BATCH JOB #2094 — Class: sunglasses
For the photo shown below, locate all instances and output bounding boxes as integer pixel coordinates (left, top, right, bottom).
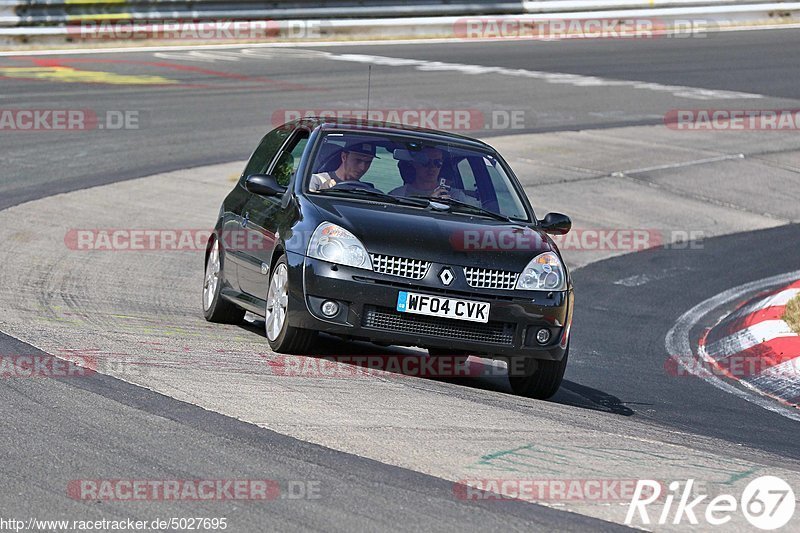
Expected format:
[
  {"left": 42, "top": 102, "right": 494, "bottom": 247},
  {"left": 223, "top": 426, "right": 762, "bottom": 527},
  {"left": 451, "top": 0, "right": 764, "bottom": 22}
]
[{"left": 420, "top": 159, "right": 444, "bottom": 168}]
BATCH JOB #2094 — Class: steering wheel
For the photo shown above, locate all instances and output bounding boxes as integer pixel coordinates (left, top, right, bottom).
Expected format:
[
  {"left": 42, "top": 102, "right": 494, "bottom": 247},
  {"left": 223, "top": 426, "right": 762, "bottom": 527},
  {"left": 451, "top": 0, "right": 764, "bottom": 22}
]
[{"left": 330, "top": 180, "right": 376, "bottom": 191}]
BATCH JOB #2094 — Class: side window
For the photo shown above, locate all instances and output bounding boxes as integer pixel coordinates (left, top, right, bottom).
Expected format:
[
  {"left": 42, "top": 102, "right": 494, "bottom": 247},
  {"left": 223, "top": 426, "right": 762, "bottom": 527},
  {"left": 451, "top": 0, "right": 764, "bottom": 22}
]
[
  {"left": 242, "top": 126, "right": 291, "bottom": 179},
  {"left": 270, "top": 131, "right": 309, "bottom": 186}
]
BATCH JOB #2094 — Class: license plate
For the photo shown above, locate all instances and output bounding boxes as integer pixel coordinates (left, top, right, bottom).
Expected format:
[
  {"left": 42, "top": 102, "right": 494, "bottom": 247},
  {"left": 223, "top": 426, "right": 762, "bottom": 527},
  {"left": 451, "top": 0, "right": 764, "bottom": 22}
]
[{"left": 396, "top": 291, "right": 490, "bottom": 323}]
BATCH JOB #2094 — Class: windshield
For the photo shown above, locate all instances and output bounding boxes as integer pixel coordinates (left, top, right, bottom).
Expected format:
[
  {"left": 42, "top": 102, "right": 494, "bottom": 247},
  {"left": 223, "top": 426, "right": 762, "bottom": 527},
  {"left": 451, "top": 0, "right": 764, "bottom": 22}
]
[{"left": 305, "top": 131, "right": 531, "bottom": 221}]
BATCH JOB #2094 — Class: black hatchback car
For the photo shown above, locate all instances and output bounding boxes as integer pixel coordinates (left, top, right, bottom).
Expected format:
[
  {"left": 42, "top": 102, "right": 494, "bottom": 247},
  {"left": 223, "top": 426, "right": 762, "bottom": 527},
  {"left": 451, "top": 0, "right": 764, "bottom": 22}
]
[{"left": 203, "top": 117, "right": 574, "bottom": 399}]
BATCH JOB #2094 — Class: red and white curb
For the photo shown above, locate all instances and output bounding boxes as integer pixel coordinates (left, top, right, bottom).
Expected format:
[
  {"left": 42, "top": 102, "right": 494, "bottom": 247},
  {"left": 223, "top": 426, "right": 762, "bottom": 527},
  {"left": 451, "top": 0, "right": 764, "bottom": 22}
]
[
  {"left": 698, "top": 280, "right": 800, "bottom": 407},
  {"left": 666, "top": 270, "right": 800, "bottom": 421}
]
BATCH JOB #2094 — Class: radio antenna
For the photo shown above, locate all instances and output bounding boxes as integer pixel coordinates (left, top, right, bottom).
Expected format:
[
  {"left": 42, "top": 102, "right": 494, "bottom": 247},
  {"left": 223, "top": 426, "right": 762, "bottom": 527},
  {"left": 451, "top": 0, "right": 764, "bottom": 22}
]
[{"left": 366, "top": 65, "right": 372, "bottom": 119}]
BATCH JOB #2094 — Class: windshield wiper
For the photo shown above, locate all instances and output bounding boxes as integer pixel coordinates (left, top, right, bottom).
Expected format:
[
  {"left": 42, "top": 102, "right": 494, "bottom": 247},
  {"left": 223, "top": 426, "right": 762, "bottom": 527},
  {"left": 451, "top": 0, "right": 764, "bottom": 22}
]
[
  {"left": 409, "top": 195, "right": 515, "bottom": 223},
  {"left": 317, "top": 188, "right": 430, "bottom": 207}
]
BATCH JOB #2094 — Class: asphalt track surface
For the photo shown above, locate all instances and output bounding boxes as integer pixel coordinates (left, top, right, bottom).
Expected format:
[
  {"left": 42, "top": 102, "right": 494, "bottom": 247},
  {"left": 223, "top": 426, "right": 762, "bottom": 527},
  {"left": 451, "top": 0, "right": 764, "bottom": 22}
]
[
  {"left": 1, "top": 29, "right": 799, "bottom": 530},
  {"left": 571, "top": 223, "right": 800, "bottom": 457},
  {"left": 0, "top": 334, "right": 621, "bottom": 532}
]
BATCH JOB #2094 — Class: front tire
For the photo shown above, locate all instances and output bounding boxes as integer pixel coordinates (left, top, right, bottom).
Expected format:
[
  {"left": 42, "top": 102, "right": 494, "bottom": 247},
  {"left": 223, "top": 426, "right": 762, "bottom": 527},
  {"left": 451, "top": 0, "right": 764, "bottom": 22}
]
[
  {"left": 507, "top": 346, "right": 569, "bottom": 400},
  {"left": 203, "top": 236, "right": 245, "bottom": 324},
  {"left": 427, "top": 348, "right": 469, "bottom": 368},
  {"left": 265, "top": 255, "right": 316, "bottom": 353}
]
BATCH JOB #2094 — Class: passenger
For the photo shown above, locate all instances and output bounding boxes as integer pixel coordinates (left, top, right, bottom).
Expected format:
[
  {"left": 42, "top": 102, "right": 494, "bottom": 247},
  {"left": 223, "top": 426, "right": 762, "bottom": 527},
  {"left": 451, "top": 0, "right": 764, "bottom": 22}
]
[
  {"left": 308, "top": 141, "right": 378, "bottom": 192},
  {"left": 389, "top": 147, "right": 474, "bottom": 203}
]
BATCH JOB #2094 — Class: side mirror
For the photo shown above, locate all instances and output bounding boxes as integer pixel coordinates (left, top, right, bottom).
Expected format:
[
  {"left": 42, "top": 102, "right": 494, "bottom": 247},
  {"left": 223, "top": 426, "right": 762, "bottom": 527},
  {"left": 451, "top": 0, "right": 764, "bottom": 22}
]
[
  {"left": 539, "top": 212, "right": 571, "bottom": 235},
  {"left": 245, "top": 174, "right": 285, "bottom": 197}
]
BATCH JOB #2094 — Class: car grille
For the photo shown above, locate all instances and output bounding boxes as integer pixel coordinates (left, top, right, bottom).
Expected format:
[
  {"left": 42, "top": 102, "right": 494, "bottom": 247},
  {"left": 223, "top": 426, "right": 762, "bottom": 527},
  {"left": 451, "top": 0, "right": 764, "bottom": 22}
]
[
  {"left": 362, "top": 306, "right": 515, "bottom": 345},
  {"left": 463, "top": 267, "right": 519, "bottom": 290},
  {"left": 370, "top": 254, "right": 430, "bottom": 280}
]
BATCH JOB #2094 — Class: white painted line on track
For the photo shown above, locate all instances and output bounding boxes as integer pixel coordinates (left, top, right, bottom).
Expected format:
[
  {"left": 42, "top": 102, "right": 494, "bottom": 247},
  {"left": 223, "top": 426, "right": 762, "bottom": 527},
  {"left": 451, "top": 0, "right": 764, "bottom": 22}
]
[
  {"left": 317, "top": 52, "right": 764, "bottom": 100},
  {"left": 665, "top": 269, "right": 800, "bottom": 421},
  {"left": 613, "top": 153, "right": 745, "bottom": 176},
  {"left": 154, "top": 50, "right": 246, "bottom": 62}
]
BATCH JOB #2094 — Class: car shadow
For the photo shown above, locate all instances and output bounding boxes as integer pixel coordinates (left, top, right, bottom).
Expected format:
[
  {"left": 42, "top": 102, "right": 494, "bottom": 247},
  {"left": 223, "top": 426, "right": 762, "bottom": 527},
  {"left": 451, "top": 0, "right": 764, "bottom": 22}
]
[
  {"left": 444, "top": 375, "right": 636, "bottom": 416},
  {"left": 554, "top": 381, "right": 636, "bottom": 416},
  {"left": 241, "top": 316, "right": 634, "bottom": 416}
]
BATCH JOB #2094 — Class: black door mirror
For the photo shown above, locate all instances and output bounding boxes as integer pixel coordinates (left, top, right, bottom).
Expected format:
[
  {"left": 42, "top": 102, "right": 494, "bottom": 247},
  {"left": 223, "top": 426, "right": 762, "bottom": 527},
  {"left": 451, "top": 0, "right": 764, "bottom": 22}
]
[
  {"left": 539, "top": 212, "right": 571, "bottom": 235},
  {"left": 245, "top": 174, "right": 286, "bottom": 197}
]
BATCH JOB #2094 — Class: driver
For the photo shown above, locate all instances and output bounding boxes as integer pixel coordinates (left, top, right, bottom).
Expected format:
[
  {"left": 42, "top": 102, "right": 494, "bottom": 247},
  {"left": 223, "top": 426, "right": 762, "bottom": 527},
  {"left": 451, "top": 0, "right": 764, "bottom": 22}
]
[
  {"left": 308, "top": 141, "right": 378, "bottom": 192},
  {"left": 389, "top": 146, "right": 474, "bottom": 204}
]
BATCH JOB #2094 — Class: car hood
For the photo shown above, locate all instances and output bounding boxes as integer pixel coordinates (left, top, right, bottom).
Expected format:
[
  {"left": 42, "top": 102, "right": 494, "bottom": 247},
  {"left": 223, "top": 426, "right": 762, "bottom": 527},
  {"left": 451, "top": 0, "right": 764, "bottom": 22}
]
[{"left": 308, "top": 197, "right": 554, "bottom": 271}]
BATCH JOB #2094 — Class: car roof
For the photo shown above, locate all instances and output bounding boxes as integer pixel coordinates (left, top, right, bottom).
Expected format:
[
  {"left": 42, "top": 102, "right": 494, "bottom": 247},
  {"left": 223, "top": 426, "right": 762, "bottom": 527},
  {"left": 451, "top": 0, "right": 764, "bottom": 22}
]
[{"left": 292, "top": 116, "right": 496, "bottom": 152}]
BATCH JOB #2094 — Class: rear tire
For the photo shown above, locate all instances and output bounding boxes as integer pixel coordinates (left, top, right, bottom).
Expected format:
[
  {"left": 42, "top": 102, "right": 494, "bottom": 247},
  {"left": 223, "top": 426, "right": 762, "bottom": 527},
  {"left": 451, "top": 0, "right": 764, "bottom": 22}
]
[
  {"left": 265, "top": 255, "right": 317, "bottom": 353},
  {"left": 203, "top": 236, "right": 245, "bottom": 324},
  {"left": 507, "top": 346, "right": 569, "bottom": 400}
]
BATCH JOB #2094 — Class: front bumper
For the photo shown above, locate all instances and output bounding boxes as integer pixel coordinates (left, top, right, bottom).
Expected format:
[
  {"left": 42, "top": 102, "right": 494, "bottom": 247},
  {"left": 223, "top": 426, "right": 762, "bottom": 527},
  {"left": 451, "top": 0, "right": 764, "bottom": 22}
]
[{"left": 284, "top": 251, "right": 572, "bottom": 360}]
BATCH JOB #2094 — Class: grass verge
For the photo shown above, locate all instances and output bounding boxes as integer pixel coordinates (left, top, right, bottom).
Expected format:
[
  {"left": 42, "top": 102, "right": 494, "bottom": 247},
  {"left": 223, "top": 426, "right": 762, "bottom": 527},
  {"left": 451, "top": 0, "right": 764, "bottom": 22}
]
[{"left": 784, "top": 294, "right": 800, "bottom": 334}]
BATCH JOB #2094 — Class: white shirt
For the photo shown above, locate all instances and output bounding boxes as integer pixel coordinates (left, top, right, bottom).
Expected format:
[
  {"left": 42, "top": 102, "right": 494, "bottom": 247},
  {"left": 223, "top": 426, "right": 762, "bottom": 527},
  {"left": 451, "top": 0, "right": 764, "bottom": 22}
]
[{"left": 308, "top": 171, "right": 339, "bottom": 192}]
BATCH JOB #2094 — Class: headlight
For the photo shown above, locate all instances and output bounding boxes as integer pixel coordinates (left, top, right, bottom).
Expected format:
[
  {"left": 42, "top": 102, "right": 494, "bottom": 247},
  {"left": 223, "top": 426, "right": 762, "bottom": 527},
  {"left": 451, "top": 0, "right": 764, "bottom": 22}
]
[
  {"left": 307, "top": 222, "right": 372, "bottom": 270},
  {"left": 516, "top": 252, "right": 566, "bottom": 291}
]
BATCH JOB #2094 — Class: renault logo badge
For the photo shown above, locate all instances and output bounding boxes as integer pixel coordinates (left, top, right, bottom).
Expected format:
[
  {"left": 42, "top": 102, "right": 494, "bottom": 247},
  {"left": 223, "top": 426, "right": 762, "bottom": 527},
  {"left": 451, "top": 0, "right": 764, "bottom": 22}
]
[{"left": 438, "top": 267, "right": 454, "bottom": 286}]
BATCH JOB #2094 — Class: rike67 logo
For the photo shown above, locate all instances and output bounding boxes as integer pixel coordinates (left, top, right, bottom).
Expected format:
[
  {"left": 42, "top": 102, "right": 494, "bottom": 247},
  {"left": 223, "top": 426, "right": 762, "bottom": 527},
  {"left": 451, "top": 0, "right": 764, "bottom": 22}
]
[{"left": 626, "top": 477, "right": 795, "bottom": 529}]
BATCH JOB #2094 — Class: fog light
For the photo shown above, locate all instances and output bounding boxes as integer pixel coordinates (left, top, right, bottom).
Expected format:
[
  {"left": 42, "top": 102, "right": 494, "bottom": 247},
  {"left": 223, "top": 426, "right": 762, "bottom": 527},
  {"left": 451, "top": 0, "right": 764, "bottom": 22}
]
[
  {"left": 535, "top": 328, "right": 551, "bottom": 345},
  {"left": 321, "top": 300, "right": 340, "bottom": 317}
]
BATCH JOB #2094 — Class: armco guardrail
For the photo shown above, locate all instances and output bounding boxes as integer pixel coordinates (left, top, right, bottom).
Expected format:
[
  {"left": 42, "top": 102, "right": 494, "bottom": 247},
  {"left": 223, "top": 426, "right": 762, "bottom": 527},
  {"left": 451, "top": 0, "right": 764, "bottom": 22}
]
[
  {"left": 522, "top": 0, "right": 788, "bottom": 12},
  {"left": 1, "top": 1, "right": 525, "bottom": 27},
  {"left": 1, "top": 0, "right": 794, "bottom": 27},
  {"left": 0, "top": 0, "right": 796, "bottom": 40},
  {"left": 0, "top": 1, "right": 19, "bottom": 27}
]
